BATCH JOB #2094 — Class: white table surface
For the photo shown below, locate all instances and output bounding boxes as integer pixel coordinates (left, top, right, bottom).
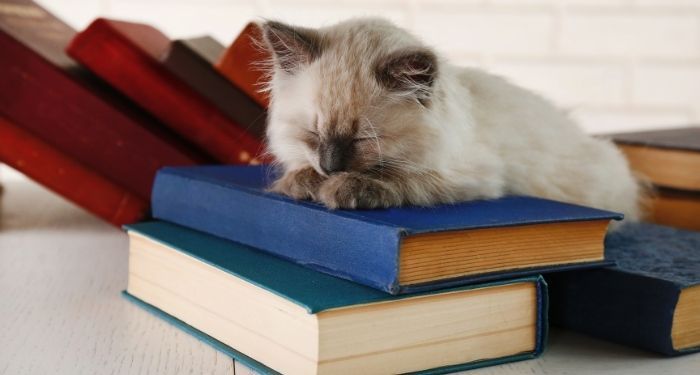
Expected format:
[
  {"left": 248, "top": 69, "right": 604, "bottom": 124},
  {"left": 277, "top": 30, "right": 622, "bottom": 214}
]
[{"left": 1, "top": 173, "right": 699, "bottom": 375}]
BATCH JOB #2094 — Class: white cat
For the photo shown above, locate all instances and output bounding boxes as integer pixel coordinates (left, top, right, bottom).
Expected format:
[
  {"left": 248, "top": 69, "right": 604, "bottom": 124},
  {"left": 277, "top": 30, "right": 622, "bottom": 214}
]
[{"left": 261, "top": 18, "right": 644, "bottom": 221}]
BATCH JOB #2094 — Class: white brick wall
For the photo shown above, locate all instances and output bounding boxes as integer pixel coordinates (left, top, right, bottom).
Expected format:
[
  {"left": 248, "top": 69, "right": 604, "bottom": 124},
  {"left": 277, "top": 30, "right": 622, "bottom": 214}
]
[
  {"left": 558, "top": 11, "right": 700, "bottom": 58},
  {"left": 415, "top": 9, "right": 554, "bottom": 55},
  {"left": 489, "top": 59, "right": 626, "bottom": 107},
  {"left": 36, "top": 0, "right": 700, "bottom": 134}
]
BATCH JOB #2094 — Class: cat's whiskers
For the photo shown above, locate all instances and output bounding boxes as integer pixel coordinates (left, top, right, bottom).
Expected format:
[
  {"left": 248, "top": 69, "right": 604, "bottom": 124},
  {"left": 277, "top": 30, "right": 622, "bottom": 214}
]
[
  {"left": 380, "top": 157, "right": 423, "bottom": 173},
  {"left": 358, "top": 115, "right": 385, "bottom": 179},
  {"left": 374, "top": 157, "right": 421, "bottom": 182}
]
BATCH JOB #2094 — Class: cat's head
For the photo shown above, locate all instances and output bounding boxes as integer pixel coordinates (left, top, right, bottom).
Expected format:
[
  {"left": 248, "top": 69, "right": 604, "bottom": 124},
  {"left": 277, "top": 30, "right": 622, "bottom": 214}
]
[{"left": 261, "top": 18, "right": 440, "bottom": 176}]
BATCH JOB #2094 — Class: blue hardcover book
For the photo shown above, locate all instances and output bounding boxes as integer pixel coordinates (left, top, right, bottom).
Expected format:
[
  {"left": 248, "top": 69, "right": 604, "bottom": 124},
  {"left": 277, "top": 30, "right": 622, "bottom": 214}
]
[
  {"left": 125, "top": 221, "right": 548, "bottom": 374},
  {"left": 152, "top": 165, "right": 621, "bottom": 294},
  {"left": 548, "top": 223, "right": 700, "bottom": 356}
]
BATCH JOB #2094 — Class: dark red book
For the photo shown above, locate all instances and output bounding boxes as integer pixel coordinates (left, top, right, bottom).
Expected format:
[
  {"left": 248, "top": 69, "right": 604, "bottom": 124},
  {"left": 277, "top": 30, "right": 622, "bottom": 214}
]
[
  {"left": 163, "top": 36, "right": 266, "bottom": 140},
  {"left": 0, "top": 0, "right": 205, "bottom": 200},
  {"left": 216, "top": 23, "right": 270, "bottom": 108},
  {"left": 68, "top": 19, "right": 265, "bottom": 164},
  {"left": 0, "top": 115, "right": 147, "bottom": 226}
]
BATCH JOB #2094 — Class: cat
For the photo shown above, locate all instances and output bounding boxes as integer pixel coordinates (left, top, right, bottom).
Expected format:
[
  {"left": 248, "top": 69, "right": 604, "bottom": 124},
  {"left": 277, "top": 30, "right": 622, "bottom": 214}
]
[{"left": 260, "top": 18, "right": 644, "bottom": 221}]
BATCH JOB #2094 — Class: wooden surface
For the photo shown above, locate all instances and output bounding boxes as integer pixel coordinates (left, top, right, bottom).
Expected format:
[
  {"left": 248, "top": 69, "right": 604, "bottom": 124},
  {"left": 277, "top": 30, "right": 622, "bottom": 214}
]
[{"left": 1, "top": 170, "right": 699, "bottom": 374}]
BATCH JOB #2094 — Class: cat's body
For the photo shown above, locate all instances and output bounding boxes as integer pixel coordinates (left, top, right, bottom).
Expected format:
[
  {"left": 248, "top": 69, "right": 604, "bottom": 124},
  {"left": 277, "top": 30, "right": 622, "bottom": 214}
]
[{"left": 262, "top": 18, "right": 643, "bottom": 221}]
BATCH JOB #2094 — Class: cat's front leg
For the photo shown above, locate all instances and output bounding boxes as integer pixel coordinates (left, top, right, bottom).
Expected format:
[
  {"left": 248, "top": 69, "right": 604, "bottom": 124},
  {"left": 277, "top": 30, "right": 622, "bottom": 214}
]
[
  {"left": 270, "top": 167, "right": 325, "bottom": 200},
  {"left": 317, "top": 172, "right": 402, "bottom": 209}
]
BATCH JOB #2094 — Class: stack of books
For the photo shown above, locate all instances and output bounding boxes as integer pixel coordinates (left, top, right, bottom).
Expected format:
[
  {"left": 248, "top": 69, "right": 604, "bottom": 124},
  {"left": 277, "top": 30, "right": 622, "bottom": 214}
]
[
  {"left": 126, "top": 166, "right": 700, "bottom": 372},
  {"left": 127, "top": 164, "right": 625, "bottom": 373},
  {"left": 1, "top": 0, "right": 205, "bottom": 225},
  {"left": 2, "top": 1, "right": 699, "bottom": 371},
  {"left": 609, "top": 127, "right": 700, "bottom": 231},
  {"left": 0, "top": 0, "right": 267, "bottom": 225}
]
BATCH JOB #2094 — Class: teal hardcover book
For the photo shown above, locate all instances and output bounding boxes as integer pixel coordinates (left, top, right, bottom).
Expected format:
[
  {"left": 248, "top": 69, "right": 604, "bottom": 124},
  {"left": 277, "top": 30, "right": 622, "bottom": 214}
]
[{"left": 124, "top": 221, "right": 548, "bottom": 374}]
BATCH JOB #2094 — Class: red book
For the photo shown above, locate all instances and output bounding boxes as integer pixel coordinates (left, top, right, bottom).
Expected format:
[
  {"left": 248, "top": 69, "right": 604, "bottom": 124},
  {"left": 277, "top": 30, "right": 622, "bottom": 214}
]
[
  {"left": 0, "top": 0, "right": 205, "bottom": 200},
  {"left": 67, "top": 19, "right": 265, "bottom": 164},
  {"left": 0, "top": 116, "right": 147, "bottom": 226},
  {"left": 216, "top": 23, "right": 270, "bottom": 108}
]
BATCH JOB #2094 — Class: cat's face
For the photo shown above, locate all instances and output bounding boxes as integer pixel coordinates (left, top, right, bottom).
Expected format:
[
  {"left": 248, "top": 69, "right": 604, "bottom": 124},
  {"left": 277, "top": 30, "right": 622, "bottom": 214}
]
[{"left": 262, "top": 19, "right": 439, "bottom": 176}]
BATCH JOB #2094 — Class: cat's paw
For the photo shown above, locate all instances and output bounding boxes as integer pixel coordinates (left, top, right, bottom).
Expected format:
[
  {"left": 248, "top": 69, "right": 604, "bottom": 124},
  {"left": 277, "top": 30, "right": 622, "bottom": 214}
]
[
  {"left": 317, "top": 172, "right": 401, "bottom": 209},
  {"left": 270, "top": 167, "right": 325, "bottom": 200}
]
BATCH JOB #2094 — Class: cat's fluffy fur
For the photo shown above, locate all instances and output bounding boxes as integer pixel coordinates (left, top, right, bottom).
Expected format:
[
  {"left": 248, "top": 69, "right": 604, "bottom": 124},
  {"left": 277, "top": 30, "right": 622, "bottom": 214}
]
[{"left": 261, "top": 18, "right": 643, "bottom": 221}]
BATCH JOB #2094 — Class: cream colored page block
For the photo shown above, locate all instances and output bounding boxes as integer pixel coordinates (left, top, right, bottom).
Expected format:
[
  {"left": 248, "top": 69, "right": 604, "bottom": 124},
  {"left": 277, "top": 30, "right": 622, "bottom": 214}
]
[{"left": 318, "top": 283, "right": 536, "bottom": 374}]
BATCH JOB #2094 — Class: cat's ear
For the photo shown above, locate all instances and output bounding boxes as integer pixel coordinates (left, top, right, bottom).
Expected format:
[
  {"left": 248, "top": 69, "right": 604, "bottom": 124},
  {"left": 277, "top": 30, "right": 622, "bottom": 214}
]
[
  {"left": 261, "top": 21, "right": 322, "bottom": 74},
  {"left": 376, "top": 49, "right": 438, "bottom": 105}
]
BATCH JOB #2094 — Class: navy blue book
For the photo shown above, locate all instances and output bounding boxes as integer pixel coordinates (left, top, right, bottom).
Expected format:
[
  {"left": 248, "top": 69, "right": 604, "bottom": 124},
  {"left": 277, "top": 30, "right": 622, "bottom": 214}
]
[
  {"left": 125, "top": 221, "right": 548, "bottom": 374},
  {"left": 548, "top": 223, "right": 700, "bottom": 356},
  {"left": 152, "top": 165, "right": 621, "bottom": 294}
]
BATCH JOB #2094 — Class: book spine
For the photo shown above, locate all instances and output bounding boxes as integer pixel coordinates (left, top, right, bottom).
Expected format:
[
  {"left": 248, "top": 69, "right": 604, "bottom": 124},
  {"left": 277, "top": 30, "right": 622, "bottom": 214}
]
[
  {"left": 151, "top": 169, "right": 402, "bottom": 293},
  {"left": 0, "top": 31, "right": 201, "bottom": 200},
  {"left": 0, "top": 117, "right": 147, "bottom": 226},
  {"left": 67, "top": 20, "right": 265, "bottom": 164},
  {"left": 122, "top": 292, "right": 279, "bottom": 375},
  {"left": 215, "top": 23, "right": 270, "bottom": 108},
  {"left": 163, "top": 41, "right": 267, "bottom": 140},
  {"left": 547, "top": 268, "right": 680, "bottom": 355},
  {"left": 535, "top": 276, "right": 549, "bottom": 357}
]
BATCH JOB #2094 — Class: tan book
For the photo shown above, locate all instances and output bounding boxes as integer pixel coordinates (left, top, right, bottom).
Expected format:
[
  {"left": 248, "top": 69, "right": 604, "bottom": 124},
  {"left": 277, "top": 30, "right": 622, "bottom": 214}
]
[{"left": 610, "top": 127, "right": 700, "bottom": 191}]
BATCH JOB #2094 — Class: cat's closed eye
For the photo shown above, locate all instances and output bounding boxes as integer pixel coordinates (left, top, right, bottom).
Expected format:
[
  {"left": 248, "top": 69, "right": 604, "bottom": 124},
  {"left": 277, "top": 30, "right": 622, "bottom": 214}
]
[
  {"left": 301, "top": 130, "right": 320, "bottom": 149},
  {"left": 352, "top": 136, "right": 377, "bottom": 144}
]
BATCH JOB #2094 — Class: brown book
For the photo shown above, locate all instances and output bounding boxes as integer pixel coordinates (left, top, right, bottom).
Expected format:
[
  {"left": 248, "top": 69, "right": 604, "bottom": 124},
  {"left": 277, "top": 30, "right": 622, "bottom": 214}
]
[
  {"left": 215, "top": 23, "right": 270, "bottom": 108},
  {"left": 649, "top": 188, "right": 700, "bottom": 231},
  {"left": 610, "top": 127, "right": 700, "bottom": 191},
  {"left": 163, "top": 36, "right": 266, "bottom": 139}
]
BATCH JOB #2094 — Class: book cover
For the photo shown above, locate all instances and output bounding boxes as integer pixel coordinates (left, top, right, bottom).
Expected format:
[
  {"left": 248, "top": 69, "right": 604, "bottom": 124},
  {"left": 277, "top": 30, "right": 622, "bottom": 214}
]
[
  {"left": 0, "top": 116, "right": 147, "bottom": 226},
  {"left": 608, "top": 127, "right": 700, "bottom": 191},
  {"left": 215, "top": 22, "right": 270, "bottom": 108},
  {"left": 610, "top": 127, "right": 700, "bottom": 152},
  {"left": 548, "top": 222, "right": 700, "bottom": 356},
  {"left": 67, "top": 18, "right": 265, "bottom": 164},
  {"left": 162, "top": 36, "right": 267, "bottom": 140},
  {"left": 151, "top": 165, "right": 620, "bottom": 294},
  {"left": 125, "top": 221, "right": 548, "bottom": 374},
  {"left": 0, "top": 0, "right": 205, "bottom": 200}
]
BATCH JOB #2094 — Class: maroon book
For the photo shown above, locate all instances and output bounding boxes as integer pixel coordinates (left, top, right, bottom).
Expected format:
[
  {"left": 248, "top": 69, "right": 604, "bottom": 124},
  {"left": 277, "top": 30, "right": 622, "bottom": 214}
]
[
  {"left": 0, "top": 0, "right": 206, "bottom": 200},
  {"left": 68, "top": 19, "right": 266, "bottom": 164},
  {"left": 0, "top": 115, "right": 148, "bottom": 226}
]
